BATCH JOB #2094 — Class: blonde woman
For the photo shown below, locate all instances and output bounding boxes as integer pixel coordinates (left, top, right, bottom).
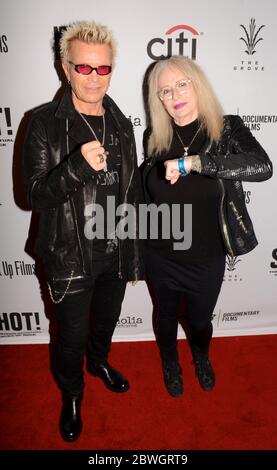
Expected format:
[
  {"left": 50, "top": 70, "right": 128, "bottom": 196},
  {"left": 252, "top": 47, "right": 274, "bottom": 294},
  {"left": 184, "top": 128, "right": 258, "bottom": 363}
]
[{"left": 142, "top": 55, "right": 272, "bottom": 398}]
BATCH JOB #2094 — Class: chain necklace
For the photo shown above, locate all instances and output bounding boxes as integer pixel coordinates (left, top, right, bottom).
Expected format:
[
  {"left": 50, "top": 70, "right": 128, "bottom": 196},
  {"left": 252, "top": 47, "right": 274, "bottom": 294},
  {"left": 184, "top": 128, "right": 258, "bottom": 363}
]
[
  {"left": 77, "top": 110, "right": 106, "bottom": 146},
  {"left": 175, "top": 124, "right": 201, "bottom": 157}
]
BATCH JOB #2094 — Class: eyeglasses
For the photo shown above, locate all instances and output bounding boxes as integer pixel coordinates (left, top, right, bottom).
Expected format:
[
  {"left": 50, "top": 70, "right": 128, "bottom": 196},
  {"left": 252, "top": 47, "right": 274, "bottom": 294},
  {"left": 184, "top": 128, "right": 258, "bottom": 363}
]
[
  {"left": 158, "top": 79, "right": 192, "bottom": 101},
  {"left": 68, "top": 61, "right": 112, "bottom": 76}
]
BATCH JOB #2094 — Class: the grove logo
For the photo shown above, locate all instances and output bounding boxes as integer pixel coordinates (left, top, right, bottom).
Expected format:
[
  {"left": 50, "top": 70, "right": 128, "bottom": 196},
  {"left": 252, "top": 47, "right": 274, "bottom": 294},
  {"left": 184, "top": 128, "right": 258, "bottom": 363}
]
[
  {"left": 224, "top": 255, "right": 243, "bottom": 282},
  {"left": 233, "top": 18, "right": 265, "bottom": 72},
  {"left": 240, "top": 18, "right": 265, "bottom": 55},
  {"left": 226, "top": 256, "right": 241, "bottom": 272},
  {"left": 147, "top": 24, "right": 202, "bottom": 60}
]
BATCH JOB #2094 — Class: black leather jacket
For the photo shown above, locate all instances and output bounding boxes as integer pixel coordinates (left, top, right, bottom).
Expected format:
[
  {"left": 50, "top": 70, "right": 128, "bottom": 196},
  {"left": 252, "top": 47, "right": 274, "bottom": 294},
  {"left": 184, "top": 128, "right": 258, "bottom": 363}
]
[
  {"left": 141, "top": 115, "right": 273, "bottom": 257},
  {"left": 23, "top": 87, "right": 144, "bottom": 280}
]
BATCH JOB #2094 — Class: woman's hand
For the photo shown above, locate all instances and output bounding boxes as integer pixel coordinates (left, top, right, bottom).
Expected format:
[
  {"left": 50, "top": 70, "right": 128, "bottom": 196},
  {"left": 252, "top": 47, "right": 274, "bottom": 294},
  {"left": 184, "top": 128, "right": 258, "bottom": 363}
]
[
  {"left": 164, "top": 159, "right": 180, "bottom": 184},
  {"left": 164, "top": 157, "right": 192, "bottom": 184}
]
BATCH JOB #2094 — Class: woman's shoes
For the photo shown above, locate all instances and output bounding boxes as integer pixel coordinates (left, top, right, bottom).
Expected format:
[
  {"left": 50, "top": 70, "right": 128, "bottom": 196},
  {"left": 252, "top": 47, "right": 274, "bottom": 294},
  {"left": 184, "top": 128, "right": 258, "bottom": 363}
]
[
  {"left": 161, "top": 349, "right": 216, "bottom": 396},
  {"left": 162, "top": 360, "right": 184, "bottom": 397},
  {"left": 193, "top": 353, "right": 215, "bottom": 391}
]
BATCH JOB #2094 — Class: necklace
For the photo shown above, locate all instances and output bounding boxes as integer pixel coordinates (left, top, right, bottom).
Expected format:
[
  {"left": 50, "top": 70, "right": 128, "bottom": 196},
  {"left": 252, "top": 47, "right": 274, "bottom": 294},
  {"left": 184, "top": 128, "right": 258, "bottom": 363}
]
[
  {"left": 77, "top": 110, "right": 106, "bottom": 146},
  {"left": 175, "top": 124, "right": 201, "bottom": 157}
]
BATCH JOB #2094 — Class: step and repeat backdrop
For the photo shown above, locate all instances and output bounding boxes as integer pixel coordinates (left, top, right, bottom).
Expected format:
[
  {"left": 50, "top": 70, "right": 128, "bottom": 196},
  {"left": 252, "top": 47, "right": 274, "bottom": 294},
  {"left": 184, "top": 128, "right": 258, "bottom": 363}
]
[{"left": 1, "top": 0, "right": 276, "bottom": 344}]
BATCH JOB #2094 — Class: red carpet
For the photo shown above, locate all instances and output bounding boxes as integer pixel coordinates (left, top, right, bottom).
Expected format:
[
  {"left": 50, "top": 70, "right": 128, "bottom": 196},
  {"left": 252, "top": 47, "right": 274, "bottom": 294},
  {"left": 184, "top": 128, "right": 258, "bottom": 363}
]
[{"left": 1, "top": 336, "right": 277, "bottom": 450}]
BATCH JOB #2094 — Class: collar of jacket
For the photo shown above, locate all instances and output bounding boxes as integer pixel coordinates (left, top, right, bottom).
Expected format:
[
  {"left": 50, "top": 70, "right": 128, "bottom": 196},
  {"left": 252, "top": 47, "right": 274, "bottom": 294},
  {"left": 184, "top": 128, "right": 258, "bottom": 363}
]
[{"left": 54, "top": 86, "right": 133, "bottom": 139}]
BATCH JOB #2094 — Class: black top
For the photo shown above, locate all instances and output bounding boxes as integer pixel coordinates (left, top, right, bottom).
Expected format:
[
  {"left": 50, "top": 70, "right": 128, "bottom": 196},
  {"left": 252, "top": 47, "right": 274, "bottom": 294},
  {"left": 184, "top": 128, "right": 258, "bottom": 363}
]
[
  {"left": 146, "top": 119, "right": 225, "bottom": 262},
  {"left": 82, "top": 110, "right": 121, "bottom": 258}
]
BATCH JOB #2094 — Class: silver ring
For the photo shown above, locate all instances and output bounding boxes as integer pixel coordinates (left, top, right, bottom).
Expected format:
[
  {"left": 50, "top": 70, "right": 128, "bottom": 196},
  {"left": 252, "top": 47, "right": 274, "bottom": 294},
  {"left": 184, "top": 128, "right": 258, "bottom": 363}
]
[{"left": 98, "top": 154, "right": 105, "bottom": 163}]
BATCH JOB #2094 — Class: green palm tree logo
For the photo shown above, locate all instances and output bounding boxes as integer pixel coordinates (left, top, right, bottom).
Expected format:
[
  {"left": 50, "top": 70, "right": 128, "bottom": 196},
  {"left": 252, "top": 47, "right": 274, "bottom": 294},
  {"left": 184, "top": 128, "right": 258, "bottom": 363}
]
[{"left": 240, "top": 18, "right": 265, "bottom": 55}]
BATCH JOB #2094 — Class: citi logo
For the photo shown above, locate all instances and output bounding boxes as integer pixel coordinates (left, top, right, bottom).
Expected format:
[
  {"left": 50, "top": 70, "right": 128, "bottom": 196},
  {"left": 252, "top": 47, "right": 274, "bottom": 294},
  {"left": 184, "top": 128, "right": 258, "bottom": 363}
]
[{"left": 147, "top": 24, "right": 201, "bottom": 60}]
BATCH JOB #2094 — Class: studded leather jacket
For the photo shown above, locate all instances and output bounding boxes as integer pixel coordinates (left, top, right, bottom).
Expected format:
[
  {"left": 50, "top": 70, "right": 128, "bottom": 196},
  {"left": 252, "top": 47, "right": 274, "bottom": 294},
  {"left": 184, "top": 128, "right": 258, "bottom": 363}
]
[
  {"left": 23, "top": 87, "right": 144, "bottom": 280},
  {"left": 142, "top": 115, "right": 273, "bottom": 257}
]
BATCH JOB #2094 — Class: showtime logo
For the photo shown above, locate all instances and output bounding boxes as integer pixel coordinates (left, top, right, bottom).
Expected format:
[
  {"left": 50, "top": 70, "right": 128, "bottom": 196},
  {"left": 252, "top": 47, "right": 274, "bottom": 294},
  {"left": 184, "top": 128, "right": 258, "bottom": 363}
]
[{"left": 146, "top": 24, "right": 202, "bottom": 60}]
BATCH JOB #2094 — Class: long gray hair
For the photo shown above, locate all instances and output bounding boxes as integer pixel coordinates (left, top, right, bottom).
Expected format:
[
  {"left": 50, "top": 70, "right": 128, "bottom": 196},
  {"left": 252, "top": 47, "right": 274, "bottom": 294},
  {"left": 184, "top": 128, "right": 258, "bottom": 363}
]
[{"left": 147, "top": 55, "right": 224, "bottom": 156}]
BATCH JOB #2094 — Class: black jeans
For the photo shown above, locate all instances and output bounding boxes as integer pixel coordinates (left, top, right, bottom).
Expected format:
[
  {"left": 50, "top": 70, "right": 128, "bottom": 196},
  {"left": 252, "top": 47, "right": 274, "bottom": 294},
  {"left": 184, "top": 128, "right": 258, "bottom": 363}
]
[
  {"left": 49, "top": 255, "right": 127, "bottom": 396},
  {"left": 146, "top": 251, "right": 226, "bottom": 363}
]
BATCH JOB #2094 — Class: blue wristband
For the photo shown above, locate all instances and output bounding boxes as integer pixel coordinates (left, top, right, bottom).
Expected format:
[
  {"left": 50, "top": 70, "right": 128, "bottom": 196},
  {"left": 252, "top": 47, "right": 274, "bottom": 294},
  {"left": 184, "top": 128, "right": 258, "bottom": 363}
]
[{"left": 178, "top": 157, "right": 187, "bottom": 176}]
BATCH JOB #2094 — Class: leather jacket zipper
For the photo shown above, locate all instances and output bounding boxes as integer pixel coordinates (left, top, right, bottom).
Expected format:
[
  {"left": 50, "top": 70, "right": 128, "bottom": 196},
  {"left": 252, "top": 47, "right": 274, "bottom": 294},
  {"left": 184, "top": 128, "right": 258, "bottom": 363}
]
[
  {"left": 118, "top": 238, "right": 122, "bottom": 279},
  {"left": 90, "top": 183, "right": 97, "bottom": 262},
  {"left": 203, "top": 138, "right": 234, "bottom": 257},
  {"left": 218, "top": 179, "right": 234, "bottom": 257},
  {"left": 117, "top": 167, "right": 134, "bottom": 279},
  {"left": 71, "top": 199, "right": 86, "bottom": 273},
  {"left": 229, "top": 201, "right": 248, "bottom": 233},
  {"left": 66, "top": 118, "right": 86, "bottom": 274}
]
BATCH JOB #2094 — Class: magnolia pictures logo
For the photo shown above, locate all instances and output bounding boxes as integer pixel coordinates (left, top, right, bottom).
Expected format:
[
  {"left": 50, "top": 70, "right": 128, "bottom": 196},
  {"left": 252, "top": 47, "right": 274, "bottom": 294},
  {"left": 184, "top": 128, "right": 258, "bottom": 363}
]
[
  {"left": 147, "top": 24, "right": 203, "bottom": 60},
  {"left": 233, "top": 18, "right": 265, "bottom": 72},
  {"left": 117, "top": 316, "right": 143, "bottom": 328},
  {"left": 0, "top": 107, "right": 13, "bottom": 147},
  {"left": 269, "top": 249, "right": 277, "bottom": 277},
  {"left": 223, "top": 255, "right": 243, "bottom": 282}
]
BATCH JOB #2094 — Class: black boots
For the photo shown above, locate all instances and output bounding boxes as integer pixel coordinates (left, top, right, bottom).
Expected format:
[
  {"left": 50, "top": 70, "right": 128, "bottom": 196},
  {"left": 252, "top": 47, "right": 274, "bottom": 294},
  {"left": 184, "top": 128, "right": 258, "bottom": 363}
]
[
  {"left": 161, "top": 345, "right": 215, "bottom": 396},
  {"left": 192, "top": 347, "right": 215, "bottom": 392},
  {"left": 60, "top": 393, "right": 83, "bottom": 442},
  {"left": 162, "top": 360, "right": 184, "bottom": 397},
  {"left": 87, "top": 362, "right": 130, "bottom": 393}
]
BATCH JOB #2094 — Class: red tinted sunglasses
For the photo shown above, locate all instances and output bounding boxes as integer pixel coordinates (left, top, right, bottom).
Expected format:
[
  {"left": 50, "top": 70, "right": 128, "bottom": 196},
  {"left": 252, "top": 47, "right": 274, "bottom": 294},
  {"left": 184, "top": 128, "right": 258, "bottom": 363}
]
[{"left": 68, "top": 61, "right": 112, "bottom": 76}]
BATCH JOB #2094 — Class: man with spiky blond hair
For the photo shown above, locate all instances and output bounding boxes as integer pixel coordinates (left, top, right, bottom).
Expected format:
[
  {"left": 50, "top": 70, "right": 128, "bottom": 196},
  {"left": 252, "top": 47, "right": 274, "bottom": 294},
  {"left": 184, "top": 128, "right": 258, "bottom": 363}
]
[{"left": 23, "top": 20, "right": 144, "bottom": 442}]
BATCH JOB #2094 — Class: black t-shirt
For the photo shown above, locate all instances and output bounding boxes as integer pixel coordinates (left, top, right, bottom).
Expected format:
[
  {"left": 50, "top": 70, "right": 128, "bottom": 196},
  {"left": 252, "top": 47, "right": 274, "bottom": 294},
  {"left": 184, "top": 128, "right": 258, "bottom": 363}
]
[
  {"left": 146, "top": 119, "right": 225, "bottom": 262},
  {"left": 83, "top": 110, "right": 121, "bottom": 258}
]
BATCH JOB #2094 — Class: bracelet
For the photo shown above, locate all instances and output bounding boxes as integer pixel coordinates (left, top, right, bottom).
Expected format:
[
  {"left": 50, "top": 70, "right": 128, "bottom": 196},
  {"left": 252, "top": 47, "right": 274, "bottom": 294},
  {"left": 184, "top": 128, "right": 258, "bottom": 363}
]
[{"left": 178, "top": 157, "right": 187, "bottom": 176}]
